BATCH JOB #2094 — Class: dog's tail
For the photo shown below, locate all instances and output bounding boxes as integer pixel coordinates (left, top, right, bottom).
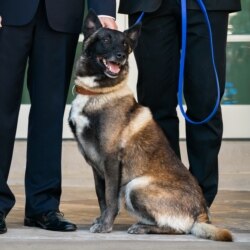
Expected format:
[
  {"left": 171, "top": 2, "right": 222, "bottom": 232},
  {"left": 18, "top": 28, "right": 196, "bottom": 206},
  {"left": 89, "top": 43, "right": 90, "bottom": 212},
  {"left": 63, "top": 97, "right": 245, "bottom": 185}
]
[{"left": 190, "top": 222, "right": 233, "bottom": 241}]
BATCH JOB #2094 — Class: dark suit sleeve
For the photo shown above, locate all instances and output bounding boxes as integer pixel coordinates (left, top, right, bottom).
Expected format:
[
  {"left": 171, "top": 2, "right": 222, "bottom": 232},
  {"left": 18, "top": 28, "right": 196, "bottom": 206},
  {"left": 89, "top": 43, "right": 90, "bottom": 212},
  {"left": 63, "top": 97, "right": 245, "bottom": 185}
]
[
  {"left": 87, "top": 0, "right": 116, "bottom": 18},
  {"left": 119, "top": 0, "right": 162, "bottom": 14}
]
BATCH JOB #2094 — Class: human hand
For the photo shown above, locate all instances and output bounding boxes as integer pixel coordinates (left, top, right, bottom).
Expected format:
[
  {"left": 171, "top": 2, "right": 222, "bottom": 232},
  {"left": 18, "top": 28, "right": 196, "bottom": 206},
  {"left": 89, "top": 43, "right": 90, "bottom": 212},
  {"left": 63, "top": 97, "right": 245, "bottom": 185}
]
[
  {"left": 98, "top": 16, "right": 118, "bottom": 30},
  {"left": 0, "top": 16, "right": 2, "bottom": 28}
]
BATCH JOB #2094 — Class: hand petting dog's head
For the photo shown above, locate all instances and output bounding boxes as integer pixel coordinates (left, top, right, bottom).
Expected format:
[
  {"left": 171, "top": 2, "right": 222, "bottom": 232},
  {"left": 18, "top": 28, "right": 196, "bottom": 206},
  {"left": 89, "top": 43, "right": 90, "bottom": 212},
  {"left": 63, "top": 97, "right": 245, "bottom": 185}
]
[{"left": 75, "top": 10, "right": 141, "bottom": 89}]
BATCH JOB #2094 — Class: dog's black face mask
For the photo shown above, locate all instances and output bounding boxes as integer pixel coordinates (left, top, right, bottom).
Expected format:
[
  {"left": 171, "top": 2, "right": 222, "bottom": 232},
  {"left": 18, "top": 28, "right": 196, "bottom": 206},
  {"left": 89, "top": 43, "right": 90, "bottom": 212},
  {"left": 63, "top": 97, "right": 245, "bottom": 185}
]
[{"left": 76, "top": 10, "right": 141, "bottom": 87}]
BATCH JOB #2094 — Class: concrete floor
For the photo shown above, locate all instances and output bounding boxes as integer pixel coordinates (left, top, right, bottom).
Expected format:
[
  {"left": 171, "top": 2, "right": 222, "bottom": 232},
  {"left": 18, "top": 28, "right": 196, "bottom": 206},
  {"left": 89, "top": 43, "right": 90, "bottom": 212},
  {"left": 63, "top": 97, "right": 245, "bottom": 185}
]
[{"left": 0, "top": 140, "right": 250, "bottom": 250}]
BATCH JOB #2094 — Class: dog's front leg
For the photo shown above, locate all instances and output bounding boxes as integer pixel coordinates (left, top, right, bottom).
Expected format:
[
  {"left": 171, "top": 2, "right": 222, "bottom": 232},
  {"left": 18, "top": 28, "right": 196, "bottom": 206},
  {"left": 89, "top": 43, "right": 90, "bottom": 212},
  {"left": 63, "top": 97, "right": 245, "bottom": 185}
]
[
  {"left": 90, "top": 155, "right": 121, "bottom": 233},
  {"left": 92, "top": 167, "right": 106, "bottom": 225}
]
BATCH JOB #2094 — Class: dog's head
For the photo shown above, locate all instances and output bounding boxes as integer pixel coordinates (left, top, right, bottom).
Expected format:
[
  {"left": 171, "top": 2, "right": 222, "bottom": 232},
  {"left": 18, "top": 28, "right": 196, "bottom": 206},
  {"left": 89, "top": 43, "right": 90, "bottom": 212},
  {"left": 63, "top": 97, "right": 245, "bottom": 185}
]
[{"left": 75, "top": 10, "right": 141, "bottom": 89}]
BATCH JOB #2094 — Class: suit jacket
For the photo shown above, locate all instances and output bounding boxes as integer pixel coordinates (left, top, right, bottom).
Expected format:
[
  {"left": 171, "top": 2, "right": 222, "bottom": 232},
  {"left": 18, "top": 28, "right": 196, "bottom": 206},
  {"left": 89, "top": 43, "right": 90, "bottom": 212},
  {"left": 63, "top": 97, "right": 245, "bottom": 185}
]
[
  {"left": 119, "top": 0, "right": 241, "bottom": 14},
  {"left": 0, "top": 0, "right": 116, "bottom": 33}
]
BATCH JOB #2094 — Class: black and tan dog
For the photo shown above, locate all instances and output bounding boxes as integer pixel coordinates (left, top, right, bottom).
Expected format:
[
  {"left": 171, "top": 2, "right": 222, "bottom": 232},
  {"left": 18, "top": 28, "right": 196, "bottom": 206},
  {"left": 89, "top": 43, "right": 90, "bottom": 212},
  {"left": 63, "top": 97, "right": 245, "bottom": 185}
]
[{"left": 69, "top": 10, "right": 232, "bottom": 241}]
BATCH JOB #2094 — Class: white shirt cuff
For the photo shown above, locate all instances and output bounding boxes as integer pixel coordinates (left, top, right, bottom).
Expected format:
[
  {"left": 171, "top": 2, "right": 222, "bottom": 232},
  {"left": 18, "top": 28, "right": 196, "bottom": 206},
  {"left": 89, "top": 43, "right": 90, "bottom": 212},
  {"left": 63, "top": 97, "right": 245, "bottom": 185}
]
[{"left": 98, "top": 15, "right": 115, "bottom": 20}]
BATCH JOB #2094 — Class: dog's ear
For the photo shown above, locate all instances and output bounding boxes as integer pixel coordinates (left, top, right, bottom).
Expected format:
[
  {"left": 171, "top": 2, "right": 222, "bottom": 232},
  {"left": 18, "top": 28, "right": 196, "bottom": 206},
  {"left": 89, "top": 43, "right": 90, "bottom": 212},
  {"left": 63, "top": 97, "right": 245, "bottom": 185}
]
[
  {"left": 124, "top": 23, "right": 141, "bottom": 51},
  {"left": 83, "top": 9, "right": 102, "bottom": 40}
]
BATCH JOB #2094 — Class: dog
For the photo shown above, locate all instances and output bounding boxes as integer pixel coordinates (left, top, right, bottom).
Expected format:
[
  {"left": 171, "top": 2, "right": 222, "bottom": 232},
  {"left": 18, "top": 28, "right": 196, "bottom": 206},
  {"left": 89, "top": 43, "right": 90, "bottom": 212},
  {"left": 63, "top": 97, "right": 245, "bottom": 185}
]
[{"left": 69, "top": 10, "right": 232, "bottom": 241}]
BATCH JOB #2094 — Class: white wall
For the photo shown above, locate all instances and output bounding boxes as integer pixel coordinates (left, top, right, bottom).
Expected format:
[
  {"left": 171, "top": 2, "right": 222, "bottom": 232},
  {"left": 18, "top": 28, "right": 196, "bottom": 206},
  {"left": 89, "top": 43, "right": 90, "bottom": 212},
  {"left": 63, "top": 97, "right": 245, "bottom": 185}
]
[{"left": 16, "top": 105, "right": 250, "bottom": 139}]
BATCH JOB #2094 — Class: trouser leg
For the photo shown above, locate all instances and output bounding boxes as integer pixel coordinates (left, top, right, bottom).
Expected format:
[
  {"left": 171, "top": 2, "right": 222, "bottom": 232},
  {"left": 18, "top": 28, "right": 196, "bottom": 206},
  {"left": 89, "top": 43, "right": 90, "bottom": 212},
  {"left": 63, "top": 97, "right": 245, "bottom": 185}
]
[
  {"left": 24, "top": 2, "right": 79, "bottom": 216},
  {"left": 184, "top": 11, "right": 229, "bottom": 206},
  {"left": 129, "top": 1, "right": 181, "bottom": 157},
  {"left": 0, "top": 23, "right": 33, "bottom": 215}
]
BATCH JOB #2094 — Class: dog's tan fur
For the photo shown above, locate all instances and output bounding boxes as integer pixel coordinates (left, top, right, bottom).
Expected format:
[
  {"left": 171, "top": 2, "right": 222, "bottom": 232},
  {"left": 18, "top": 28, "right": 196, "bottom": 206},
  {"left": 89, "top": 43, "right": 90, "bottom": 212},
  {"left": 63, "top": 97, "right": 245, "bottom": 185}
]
[{"left": 69, "top": 10, "right": 232, "bottom": 241}]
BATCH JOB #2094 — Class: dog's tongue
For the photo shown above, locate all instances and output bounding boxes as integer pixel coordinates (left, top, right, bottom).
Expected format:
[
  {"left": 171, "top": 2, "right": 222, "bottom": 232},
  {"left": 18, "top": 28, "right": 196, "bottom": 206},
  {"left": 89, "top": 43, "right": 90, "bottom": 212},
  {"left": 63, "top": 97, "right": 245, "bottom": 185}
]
[{"left": 107, "top": 61, "right": 120, "bottom": 74}]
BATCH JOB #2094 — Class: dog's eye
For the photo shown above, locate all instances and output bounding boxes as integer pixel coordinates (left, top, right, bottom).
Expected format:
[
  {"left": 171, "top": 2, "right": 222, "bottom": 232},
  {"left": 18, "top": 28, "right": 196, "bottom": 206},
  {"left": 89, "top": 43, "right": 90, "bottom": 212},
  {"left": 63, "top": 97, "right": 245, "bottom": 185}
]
[{"left": 102, "top": 36, "right": 111, "bottom": 44}]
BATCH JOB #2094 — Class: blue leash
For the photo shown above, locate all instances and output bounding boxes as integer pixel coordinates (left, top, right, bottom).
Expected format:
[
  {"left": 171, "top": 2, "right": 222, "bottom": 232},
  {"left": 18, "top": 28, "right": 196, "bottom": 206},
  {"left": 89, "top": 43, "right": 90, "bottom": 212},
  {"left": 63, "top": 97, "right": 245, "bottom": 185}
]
[
  {"left": 135, "top": 0, "right": 221, "bottom": 125},
  {"left": 135, "top": 12, "right": 145, "bottom": 24}
]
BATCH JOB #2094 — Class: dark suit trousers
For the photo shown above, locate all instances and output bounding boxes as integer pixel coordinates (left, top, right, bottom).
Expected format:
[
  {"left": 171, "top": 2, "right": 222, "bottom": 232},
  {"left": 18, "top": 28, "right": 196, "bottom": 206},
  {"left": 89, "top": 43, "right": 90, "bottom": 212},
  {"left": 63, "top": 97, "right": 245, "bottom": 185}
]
[
  {"left": 129, "top": 0, "right": 229, "bottom": 206},
  {"left": 0, "top": 1, "right": 79, "bottom": 216}
]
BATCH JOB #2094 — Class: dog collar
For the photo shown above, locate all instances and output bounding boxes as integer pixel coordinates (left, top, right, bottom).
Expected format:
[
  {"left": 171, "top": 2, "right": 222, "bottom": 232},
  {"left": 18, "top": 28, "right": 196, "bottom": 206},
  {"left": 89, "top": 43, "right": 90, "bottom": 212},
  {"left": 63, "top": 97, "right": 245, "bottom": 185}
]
[{"left": 75, "top": 85, "right": 102, "bottom": 96}]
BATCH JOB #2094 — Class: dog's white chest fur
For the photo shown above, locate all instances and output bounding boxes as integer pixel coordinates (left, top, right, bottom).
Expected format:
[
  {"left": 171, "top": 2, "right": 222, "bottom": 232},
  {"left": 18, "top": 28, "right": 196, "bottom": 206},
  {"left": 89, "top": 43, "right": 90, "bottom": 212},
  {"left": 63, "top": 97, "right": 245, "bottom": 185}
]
[
  {"left": 70, "top": 94, "right": 90, "bottom": 133},
  {"left": 69, "top": 94, "right": 101, "bottom": 166}
]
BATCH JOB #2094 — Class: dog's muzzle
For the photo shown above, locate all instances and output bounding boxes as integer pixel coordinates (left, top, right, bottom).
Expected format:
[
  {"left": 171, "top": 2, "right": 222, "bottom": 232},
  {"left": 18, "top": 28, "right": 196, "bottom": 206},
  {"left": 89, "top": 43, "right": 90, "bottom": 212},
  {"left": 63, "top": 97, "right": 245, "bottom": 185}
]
[{"left": 98, "top": 56, "right": 126, "bottom": 79}]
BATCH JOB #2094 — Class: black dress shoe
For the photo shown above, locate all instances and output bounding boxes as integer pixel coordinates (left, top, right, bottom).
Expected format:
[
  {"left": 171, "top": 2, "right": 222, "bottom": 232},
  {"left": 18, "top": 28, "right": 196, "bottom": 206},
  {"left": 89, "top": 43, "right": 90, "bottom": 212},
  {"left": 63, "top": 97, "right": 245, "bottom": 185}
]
[
  {"left": 24, "top": 211, "right": 77, "bottom": 232},
  {"left": 0, "top": 212, "right": 7, "bottom": 234}
]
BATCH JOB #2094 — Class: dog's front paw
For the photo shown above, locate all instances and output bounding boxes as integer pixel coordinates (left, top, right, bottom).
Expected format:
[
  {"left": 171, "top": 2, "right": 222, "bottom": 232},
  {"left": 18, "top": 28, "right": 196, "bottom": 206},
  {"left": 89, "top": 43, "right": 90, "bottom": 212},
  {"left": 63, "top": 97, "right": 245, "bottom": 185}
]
[
  {"left": 90, "top": 223, "right": 112, "bottom": 233},
  {"left": 92, "top": 216, "right": 101, "bottom": 225}
]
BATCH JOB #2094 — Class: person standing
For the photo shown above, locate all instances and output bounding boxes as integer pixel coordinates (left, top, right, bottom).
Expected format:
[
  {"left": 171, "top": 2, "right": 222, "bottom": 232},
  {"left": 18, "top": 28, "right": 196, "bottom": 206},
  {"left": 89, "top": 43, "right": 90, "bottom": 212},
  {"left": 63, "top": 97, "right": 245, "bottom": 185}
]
[
  {"left": 119, "top": 0, "right": 241, "bottom": 207},
  {"left": 0, "top": 0, "right": 116, "bottom": 234}
]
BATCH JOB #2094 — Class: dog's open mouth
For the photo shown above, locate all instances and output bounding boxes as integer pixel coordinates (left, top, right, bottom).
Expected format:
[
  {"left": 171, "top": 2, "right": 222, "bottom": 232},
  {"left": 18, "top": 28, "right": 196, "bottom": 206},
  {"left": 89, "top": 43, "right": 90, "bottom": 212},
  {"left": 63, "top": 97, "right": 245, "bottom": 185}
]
[{"left": 98, "top": 57, "right": 122, "bottom": 78}]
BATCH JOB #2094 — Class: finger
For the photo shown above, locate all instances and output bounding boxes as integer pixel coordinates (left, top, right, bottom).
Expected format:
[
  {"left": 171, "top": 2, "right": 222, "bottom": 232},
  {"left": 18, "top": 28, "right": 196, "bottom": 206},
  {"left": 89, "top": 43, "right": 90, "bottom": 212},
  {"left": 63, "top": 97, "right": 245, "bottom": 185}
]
[
  {"left": 99, "top": 17, "right": 118, "bottom": 30},
  {"left": 0, "top": 16, "right": 2, "bottom": 28},
  {"left": 108, "top": 20, "right": 118, "bottom": 30}
]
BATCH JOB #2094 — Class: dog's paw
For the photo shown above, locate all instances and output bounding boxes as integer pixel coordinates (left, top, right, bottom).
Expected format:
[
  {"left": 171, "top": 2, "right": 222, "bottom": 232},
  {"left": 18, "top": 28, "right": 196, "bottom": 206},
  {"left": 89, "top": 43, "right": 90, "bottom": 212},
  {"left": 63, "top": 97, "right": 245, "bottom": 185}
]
[
  {"left": 90, "top": 223, "right": 112, "bottom": 233},
  {"left": 127, "top": 224, "right": 149, "bottom": 234},
  {"left": 92, "top": 217, "right": 101, "bottom": 225}
]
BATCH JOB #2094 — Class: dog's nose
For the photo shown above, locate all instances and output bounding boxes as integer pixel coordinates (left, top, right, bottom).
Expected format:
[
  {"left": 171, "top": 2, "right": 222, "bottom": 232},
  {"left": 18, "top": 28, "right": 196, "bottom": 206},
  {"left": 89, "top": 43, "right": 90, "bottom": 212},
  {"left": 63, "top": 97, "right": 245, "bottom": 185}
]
[{"left": 116, "top": 52, "right": 126, "bottom": 60}]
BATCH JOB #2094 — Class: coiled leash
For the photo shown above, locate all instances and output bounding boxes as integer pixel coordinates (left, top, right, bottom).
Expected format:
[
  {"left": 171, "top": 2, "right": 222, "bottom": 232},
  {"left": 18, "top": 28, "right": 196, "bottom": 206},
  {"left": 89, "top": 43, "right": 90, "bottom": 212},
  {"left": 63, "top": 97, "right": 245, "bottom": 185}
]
[{"left": 135, "top": 0, "right": 220, "bottom": 125}]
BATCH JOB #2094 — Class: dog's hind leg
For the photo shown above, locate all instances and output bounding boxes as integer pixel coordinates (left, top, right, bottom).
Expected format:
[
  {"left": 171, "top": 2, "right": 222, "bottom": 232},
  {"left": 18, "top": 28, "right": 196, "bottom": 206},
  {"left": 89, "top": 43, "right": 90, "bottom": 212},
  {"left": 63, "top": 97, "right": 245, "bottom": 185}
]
[
  {"left": 125, "top": 177, "right": 157, "bottom": 224},
  {"left": 125, "top": 178, "right": 194, "bottom": 234},
  {"left": 128, "top": 222, "right": 184, "bottom": 234}
]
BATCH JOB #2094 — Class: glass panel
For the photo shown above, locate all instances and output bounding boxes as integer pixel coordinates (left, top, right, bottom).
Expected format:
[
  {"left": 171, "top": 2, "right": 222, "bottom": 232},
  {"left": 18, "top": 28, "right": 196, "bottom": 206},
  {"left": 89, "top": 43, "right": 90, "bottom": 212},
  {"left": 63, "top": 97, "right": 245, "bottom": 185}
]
[
  {"left": 223, "top": 42, "right": 250, "bottom": 105},
  {"left": 228, "top": 0, "right": 250, "bottom": 35},
  {"left": 224, "top": 0, "right": 250, "bottom": 105}
]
